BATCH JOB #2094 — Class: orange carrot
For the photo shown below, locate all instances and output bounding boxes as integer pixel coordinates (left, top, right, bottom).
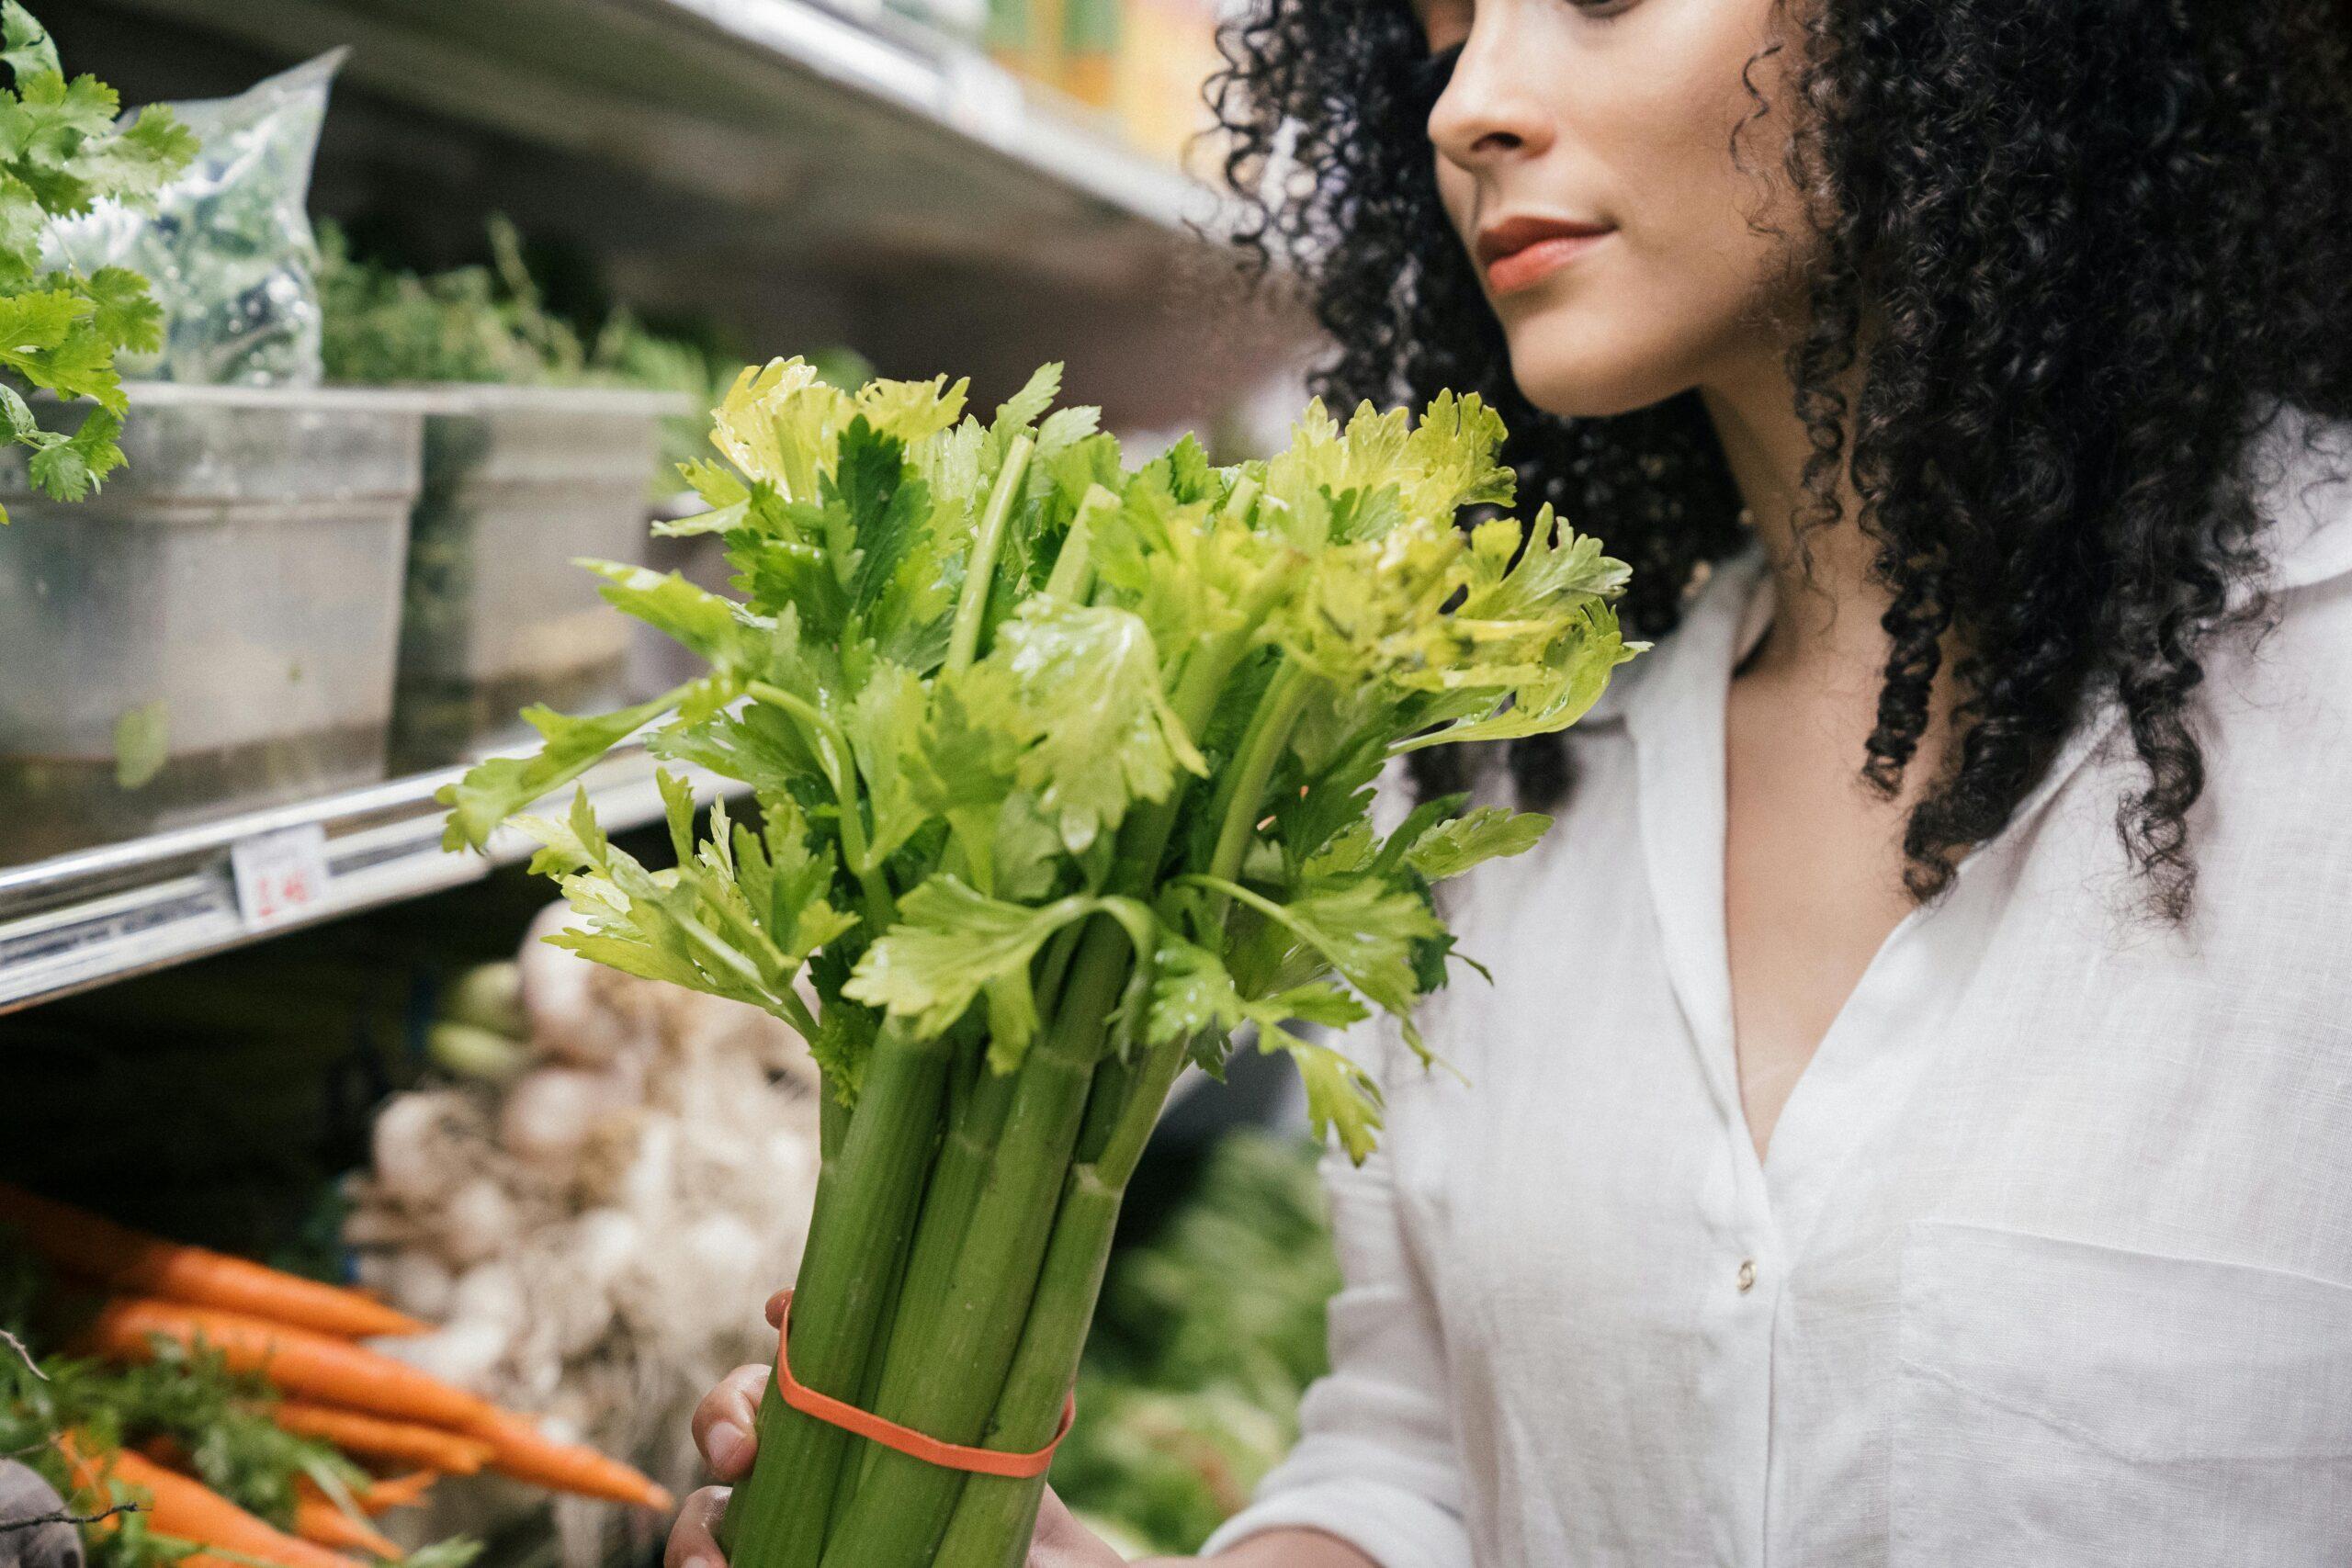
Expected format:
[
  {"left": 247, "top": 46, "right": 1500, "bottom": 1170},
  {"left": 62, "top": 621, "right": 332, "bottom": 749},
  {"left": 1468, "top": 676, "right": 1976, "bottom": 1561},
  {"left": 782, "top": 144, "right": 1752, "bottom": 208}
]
[
  {"left": 296, "top": 1471, "right": 437, "bottom": 1517},
  {"left": 80, "top": 1300, "right": 498, "bottom": 1430},
  {"left": 464, "top": 1410, "right": 673, "bottom": 1510},
  {"left": 354, "top": 1472, "right": 437, "bottom": 1515},
  {"left": 271, "top": 1403, "right": 493, "bottom": 1474},
  {"left": 291, "top": 1493, "right": 402, "bottom": 1559},
  {"left": 54, "top": 1433, "right": 361, "bottom": 1568},
  {"left": 0, "top": 1185, "right": 425, "bottom": 1338}
]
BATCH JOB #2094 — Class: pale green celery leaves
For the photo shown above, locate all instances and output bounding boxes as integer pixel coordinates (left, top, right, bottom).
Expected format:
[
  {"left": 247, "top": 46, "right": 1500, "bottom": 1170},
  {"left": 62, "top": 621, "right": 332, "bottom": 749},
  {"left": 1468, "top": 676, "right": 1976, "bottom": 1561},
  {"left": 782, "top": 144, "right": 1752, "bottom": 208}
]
[
  {"left": 1147, "top": 936, "right": 1385, "bottom": 1162},
  {"left": 842, "top": 660, "right": 929, "bottom": 872},
  {"left": 648, "top": 702, "right": 820, "bottom": 797},
  {"left": 443, "top": 564, "right": 765, "bottom": 852},
  {"left": 656, "top": 457, "right": 749, "bottom": 536},
  {"left": 514, "top": 781, "right": 845, "bottom": 1040},
  {"left": 1186, "top": 872, "right": 1443, "bottom": 1055},
  {"left": 844, "top": 876, "right": 1154, "bottom": 1068},
  {"left": 1272, "top": 514, "right": 1472, "bottom": 684},
  {"left": 1259, "top": 391, "right": 1513, "bottom": 550},
  {"left": 899, "top": 666, "right": 1044, "bottom": 897},
  {"left": 1, "top": 4, "right": 60, "bottom": 78},
  {"left": 1091, "top": 476, "right": 1283, "bottom": 671},
  {"left": 989, "top": 362, "right": 1062, "bottom": 454},
  {"left": 718, "top": 413, "right": 962, "bottom": 676},
  {"left": 989, "top": 599, "right": 1207, "bottom": 854},
  {"left": 1271, "top": 498, "right": 1642, "bottom": 755},
  {"left": 1403, "top": 806, "right": 1553, "bottom": 881},
  {"left": 444, "top": 358, "right": 1645, "bottom": 1158},
  {"left": 1453, "top": 507, "right": 1630, "bottom": 621},
  {"left": 1390, "top": 599, "right": 1639, "bottom": 752},
  {"left": 581, "top": 559, "right": 769, "bottom": 669},
  {"left": 1283, "top": 1035, "right": 1386, "bottom": 1163},
  {"left": 439, "top": 680, "right": 727, "bottom": 852},
  {"left": 712, "top": 355, "right": 968, "bottom": 503}
]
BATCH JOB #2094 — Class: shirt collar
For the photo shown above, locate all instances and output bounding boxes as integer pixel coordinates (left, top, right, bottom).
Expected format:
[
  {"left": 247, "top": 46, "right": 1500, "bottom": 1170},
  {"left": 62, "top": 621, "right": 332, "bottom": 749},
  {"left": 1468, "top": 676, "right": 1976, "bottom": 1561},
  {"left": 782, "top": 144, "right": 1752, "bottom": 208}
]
[
  {"left": 1578, "top": 405, "right": 2352, "bottom": 728},
  {"left": 1581, "top": 544, "right": 1770, "bottom": 728}
]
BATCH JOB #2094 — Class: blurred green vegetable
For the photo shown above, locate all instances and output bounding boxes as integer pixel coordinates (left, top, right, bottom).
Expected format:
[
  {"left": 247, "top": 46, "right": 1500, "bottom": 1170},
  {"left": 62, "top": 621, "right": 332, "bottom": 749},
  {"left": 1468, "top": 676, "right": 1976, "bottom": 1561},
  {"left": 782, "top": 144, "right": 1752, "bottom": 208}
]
[
  {"left": 1053, "top": 1134, "right": 1341, "bottom": 1554},
  {"left": 316, "top": 217, "right": 586, "bottom": 389}
]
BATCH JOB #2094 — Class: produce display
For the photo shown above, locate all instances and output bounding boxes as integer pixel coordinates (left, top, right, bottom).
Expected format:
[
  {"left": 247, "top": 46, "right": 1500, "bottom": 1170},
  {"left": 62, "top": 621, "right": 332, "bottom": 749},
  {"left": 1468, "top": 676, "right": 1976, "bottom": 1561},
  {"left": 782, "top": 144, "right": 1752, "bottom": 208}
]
[
  {"left": 342, "top": 903, "right": 825, "bottom": 1564},
  {"left": 440, "top": 355, "right": 1637, "bottom": 1565},
  {"left": 316, "top": 219, "right": 870, "bottom": 490},
  {"left": 43, "top": 47, "right": 341, "bottom": 388},
  {"left": 0, "top": 1191, "right": 667, "bottom": 1568},
  {"left": 0, "top": 6, "right": 1539, "bottom": 1566},
  {"left": 0, "top": 2, "right": 194, "bottom": 516}
]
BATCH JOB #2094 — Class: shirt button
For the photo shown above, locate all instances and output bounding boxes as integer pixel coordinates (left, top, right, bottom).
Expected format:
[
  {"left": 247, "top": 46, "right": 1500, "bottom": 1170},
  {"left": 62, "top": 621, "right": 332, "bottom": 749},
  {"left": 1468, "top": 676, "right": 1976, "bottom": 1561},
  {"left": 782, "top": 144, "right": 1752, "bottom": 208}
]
[{"left": 1736, "top": 1259, "right": 1758, "bottom": 1293}]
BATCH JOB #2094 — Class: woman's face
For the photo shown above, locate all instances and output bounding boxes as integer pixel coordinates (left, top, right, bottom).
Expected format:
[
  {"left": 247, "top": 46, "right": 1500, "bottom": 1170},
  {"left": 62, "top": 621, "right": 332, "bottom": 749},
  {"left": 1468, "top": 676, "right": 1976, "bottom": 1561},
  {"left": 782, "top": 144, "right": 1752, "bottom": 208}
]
[{"left": 1417, "top": 0, "right": 1807, "bottom": 418}]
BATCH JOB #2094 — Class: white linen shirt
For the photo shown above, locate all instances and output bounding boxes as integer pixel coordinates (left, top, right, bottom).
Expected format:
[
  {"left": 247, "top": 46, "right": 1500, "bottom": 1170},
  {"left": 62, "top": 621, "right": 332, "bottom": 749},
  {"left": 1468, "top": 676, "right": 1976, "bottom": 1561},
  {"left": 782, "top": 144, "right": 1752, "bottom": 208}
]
[{"left": 1203, "top": 418, "right": 2352, "bottom": 1568}]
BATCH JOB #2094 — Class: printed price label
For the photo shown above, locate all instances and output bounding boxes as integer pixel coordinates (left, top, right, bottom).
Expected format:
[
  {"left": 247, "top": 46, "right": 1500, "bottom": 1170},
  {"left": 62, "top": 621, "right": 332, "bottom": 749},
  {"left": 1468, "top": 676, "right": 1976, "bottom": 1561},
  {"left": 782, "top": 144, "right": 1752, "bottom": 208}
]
[{"left": 230, "top": 824, "right": 332, "bottom": 929}]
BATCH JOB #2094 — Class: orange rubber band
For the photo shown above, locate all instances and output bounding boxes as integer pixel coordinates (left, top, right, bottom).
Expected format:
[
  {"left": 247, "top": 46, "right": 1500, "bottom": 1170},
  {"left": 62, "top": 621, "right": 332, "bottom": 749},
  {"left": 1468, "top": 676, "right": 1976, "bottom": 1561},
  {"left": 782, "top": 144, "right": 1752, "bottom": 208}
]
[{"left": 771, "top": 1289, "right": 1075, "bottom": 1480}]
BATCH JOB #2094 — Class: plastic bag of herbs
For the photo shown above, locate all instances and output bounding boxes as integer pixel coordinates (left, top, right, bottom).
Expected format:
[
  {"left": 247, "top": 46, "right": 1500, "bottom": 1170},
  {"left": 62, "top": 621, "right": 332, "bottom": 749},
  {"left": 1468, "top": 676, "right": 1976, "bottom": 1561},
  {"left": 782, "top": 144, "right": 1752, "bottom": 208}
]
[{"left": 439, "top": 356, "right": 1641, "bottom": 1568}]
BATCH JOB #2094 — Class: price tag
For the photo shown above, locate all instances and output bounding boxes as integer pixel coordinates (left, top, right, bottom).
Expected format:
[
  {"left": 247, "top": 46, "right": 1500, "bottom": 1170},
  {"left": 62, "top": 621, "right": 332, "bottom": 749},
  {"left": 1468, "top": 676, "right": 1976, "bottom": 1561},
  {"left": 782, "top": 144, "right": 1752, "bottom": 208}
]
[{"left": 230, "top": 823, "right": 332, "bottom": 929}]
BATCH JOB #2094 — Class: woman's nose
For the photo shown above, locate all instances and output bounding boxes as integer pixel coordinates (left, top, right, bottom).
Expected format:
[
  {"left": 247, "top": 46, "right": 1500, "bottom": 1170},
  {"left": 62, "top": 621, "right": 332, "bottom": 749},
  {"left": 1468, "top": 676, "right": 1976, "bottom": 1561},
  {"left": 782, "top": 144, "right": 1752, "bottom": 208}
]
[{"left": 1427, "top": 14, "right": 1556, "bottom": 170}]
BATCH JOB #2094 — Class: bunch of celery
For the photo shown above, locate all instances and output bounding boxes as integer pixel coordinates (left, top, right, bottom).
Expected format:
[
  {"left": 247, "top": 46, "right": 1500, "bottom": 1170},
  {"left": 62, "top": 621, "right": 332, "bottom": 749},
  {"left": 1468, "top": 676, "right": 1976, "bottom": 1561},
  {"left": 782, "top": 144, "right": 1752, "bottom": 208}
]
[{"left": 439, "top": 358, "right": 1636, "bottom": 1567}]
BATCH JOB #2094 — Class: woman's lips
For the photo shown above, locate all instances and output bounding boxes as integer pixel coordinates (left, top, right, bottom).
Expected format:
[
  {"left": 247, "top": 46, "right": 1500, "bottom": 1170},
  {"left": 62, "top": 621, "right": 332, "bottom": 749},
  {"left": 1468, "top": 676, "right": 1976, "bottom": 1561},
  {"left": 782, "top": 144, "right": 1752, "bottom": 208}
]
[{"left": 1487, "top": 232, "right": 1610, "bottom": 293}]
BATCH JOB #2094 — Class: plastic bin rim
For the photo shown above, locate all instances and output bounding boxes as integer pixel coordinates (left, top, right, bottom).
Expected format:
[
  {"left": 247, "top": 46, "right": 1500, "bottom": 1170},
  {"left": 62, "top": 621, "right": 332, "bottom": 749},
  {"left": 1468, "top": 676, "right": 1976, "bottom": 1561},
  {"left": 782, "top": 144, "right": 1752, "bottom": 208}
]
[
  {"left": 76, "top": 381, "right": 458, "bottom": 414},
  {"left": 339, "top": 382, "right": 695, "bottom": 417}
]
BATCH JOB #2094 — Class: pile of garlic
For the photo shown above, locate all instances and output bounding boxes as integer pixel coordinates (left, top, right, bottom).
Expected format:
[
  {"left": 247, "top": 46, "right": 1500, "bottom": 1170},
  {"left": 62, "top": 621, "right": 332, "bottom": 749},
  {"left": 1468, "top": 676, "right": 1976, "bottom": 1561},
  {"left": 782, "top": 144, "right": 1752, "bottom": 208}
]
[{"left": 345, "top": 904, "right": 822, "bottom": 1564}]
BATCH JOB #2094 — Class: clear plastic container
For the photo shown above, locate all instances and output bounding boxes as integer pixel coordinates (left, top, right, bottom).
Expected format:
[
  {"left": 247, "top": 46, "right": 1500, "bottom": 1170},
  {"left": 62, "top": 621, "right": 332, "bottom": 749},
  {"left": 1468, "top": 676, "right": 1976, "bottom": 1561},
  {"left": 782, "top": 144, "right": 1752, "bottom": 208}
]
[
  {"left": 0, "top": 384, "right": 430, "bottom": 864},
  {"left": 390, "top": 386, "right": 684, "bottom": 766}
]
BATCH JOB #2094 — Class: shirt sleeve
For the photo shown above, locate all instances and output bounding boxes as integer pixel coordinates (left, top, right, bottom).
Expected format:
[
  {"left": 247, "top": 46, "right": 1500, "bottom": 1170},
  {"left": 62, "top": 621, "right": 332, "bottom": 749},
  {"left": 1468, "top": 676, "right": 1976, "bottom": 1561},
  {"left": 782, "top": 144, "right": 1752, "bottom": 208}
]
[{"left": 1199, "top": 1016, "right": 1472, "bottom": 1568}]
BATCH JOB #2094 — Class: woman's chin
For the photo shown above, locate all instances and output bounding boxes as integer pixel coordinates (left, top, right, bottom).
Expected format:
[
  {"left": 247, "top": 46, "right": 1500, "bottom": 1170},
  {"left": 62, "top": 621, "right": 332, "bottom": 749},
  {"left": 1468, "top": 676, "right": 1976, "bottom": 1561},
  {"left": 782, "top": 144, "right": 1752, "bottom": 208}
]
[{"left": 1503, "top": 333, "right": 1697, "bottom": 423}]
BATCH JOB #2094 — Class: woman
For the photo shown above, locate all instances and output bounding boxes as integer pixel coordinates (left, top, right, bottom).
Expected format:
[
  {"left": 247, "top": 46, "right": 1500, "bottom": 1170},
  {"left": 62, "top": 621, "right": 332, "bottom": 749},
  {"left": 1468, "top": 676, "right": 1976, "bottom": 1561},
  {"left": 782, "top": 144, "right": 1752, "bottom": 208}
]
[{"left": 671, "top": 1, "right": 2352, "bottom": 1562}]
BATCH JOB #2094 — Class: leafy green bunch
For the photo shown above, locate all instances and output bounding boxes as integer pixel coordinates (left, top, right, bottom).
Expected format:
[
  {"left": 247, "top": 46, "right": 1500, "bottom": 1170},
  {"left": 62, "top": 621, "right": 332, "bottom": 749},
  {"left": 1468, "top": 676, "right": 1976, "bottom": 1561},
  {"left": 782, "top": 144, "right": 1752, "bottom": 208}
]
[
  {"left": 444, "top": 356, "right": 1636, "bottom": 1159},
  {"left": 0, "top": 3, "right": 196, "bottom": 516},
  {"left": 316, "top": 216, "right": 590, "bottom": 390},
  {"left": 1, "top": 1342, "right": 358, "bottom": 1568}
]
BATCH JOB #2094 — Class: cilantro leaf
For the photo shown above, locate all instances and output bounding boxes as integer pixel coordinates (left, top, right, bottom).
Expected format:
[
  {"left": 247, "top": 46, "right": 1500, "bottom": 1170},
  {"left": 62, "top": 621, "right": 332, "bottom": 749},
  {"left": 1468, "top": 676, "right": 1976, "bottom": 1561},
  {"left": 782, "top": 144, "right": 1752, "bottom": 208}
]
[{"left": 1, "top": 3, "right": 59, "bottom": 82}]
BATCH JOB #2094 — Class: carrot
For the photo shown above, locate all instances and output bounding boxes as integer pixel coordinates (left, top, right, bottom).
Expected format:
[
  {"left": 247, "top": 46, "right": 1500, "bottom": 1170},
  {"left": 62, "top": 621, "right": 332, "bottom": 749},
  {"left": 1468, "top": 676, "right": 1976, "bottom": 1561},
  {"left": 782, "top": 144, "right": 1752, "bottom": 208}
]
[
  {"left": 271, "top": 1403, "right": 492, "bottom": 1474},
  {"left": 79, "top": 1300, "right": 498, "bottom": 1431},
  {"left": 291, "top": 1493, "right": 402, "bottom": 1559},
  {"left": 296, "top": 1471, "right": 437, "bottom": 1517},
  {"left": 0, "top": 1185, "right": 426, "bottom": 1338},
  {"left": 54, "top": 1433, "right": 361, "bottom": 1568},
  {"left": 463, "top": 1409, "right": 673, "bottom": 1510}
]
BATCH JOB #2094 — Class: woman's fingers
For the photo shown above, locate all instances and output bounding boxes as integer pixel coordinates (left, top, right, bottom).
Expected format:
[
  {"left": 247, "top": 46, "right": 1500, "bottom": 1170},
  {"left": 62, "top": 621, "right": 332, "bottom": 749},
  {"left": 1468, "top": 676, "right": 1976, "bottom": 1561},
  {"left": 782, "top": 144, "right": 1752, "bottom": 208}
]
[
  {"left": 692, "top": 1364, "right": 772, "bottom": 1481},
  {"left": 1029, "top": 1488, "right": 1127, "bottom": 1565},
  {"left": 664, "top": 1485, "right": 731, "bottom": 1568}
]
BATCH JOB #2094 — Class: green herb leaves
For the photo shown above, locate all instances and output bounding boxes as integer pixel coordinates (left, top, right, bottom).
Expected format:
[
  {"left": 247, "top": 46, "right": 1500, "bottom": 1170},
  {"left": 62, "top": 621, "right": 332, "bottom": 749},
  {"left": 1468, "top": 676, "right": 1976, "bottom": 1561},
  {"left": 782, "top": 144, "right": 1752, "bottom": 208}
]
[
  {"left": 447, "top": 355, "right": 1637, "bottom": 1156},
  {"left": 0, "top": 5, "right": 196, "bottom": 516}
]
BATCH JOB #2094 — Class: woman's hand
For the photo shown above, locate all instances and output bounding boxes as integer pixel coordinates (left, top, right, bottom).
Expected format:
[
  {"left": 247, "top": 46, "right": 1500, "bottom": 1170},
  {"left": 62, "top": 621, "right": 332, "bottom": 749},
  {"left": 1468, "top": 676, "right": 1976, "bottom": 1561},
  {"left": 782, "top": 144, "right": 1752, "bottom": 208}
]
[{"left": 663, "top": 1291, "right": 1133, "bottom": 1568}]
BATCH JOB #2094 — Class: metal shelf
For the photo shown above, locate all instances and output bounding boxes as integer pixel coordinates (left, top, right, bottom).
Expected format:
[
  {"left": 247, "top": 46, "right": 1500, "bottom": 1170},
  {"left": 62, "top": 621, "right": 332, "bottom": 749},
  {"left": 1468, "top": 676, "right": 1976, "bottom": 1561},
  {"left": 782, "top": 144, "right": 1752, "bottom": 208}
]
[
  {"left": 93, "top": 0, "right": 1217, "bottom": 265},
  {"left": 0, "top": 745, "right": 734, "bottom": 1017},
  {"left": 70, "top": 0, "right": 1307, "bottom": 432}
]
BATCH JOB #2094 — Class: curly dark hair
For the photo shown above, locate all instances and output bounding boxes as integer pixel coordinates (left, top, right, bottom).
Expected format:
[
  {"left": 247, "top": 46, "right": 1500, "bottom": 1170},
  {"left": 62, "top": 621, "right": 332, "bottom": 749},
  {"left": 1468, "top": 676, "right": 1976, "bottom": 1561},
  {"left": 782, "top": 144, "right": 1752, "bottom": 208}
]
[{"left": 1208, "top": 0, "right": 2352, "bottom": 916}]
